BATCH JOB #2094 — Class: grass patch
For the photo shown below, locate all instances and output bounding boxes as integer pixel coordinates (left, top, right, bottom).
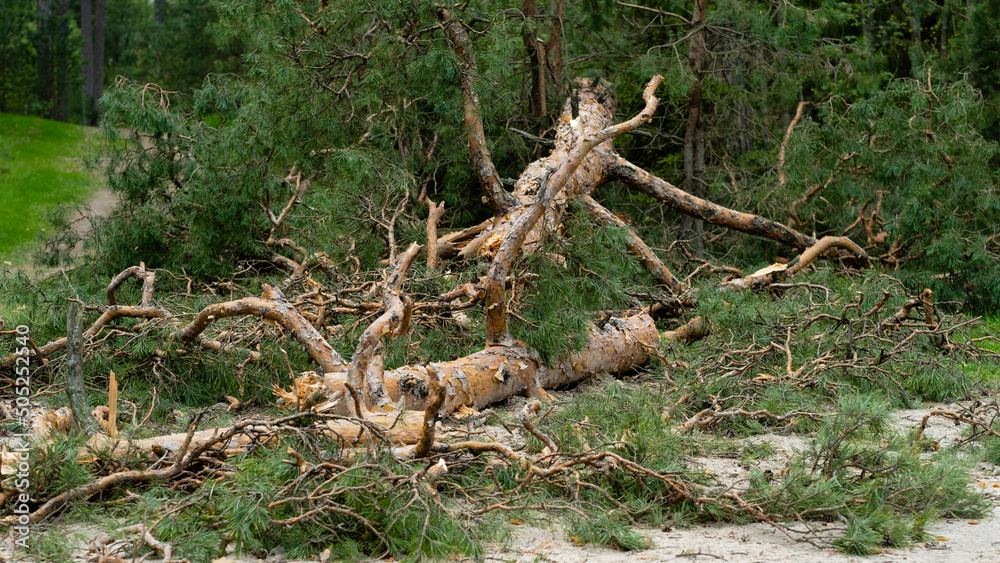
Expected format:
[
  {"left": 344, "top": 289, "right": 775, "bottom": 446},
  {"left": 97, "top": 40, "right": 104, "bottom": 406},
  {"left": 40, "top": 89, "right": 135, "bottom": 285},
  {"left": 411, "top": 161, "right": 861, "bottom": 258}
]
[{"left": 0, "top": 113, "right": 102, "bottom": 263}]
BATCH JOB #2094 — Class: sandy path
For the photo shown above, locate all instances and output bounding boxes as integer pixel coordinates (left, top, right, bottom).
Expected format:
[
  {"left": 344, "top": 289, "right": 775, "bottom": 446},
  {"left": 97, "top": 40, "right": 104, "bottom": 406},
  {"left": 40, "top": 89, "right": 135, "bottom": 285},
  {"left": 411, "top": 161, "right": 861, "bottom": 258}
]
[
  {"left": 489, "top": 405, "right": 1000, "bottom": 563},
  {"left": 3, "top": 395, "right": 998, "bottom": 561}
]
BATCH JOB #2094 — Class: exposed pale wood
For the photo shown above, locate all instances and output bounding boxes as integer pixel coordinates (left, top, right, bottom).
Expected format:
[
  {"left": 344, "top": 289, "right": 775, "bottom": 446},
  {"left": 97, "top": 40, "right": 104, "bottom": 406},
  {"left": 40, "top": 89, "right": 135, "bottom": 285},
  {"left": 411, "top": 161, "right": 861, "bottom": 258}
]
[
  {"left": 346, "top": 242, "right": 421, "bottom": 409},
  {"left": 482, "top": 75, "right": 664, "bottom": 344},
  {"left": 425, "top": 200, "right": 446, "bottom": 270},
  {"left": 344, "top": 312, "right": 660, "bottom": 414},
  {"left": 662, "top": 316, "right": 710, "bottom": 344},
  {"left": 720, "top": 236, "right": 868, "bottom": 292}
]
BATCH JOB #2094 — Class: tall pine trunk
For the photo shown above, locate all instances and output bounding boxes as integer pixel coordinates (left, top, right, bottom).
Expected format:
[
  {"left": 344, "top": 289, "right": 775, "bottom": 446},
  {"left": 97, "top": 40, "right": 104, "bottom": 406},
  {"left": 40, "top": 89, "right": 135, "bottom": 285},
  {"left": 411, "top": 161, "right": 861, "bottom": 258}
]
[
  {"left": 53, "top": 0, "right": 70, "bottom": 121},
  {"left": 681, "top": 0, "right": 708, "bottom": 255},
  {"left": 36, "top": 0, "right": 54, "bottom": 116},
  {"left": 81, "top": 0, "right": 93, "bottom": 124},
  {"left": 93, "top": 0, "right": 105, "bottom": 122}
]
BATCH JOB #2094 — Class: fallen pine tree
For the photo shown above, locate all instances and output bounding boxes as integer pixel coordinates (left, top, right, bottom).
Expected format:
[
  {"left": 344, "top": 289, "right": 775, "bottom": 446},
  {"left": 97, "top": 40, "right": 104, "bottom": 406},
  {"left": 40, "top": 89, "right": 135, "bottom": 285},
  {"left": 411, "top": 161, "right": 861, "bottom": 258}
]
[{"left": 1, "top": 13, "right": 998, "bottom": 562}]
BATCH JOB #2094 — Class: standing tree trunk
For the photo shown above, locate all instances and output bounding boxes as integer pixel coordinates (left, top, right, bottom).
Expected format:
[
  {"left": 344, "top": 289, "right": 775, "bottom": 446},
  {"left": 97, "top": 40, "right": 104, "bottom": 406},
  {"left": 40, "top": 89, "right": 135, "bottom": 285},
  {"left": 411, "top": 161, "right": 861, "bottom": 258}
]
[
  {"left": 154, "top": 0, "right": 166, "bottom": 24},
  {"left": 36, "top": 0, "right": 55, "bottom": 117},
  {"left": 53, "top": 0, "right": 70, "bottom": 121},
  {"left": 547, "top": 0, "right": 564, "bottom": 96},
  {"left": 680, "top": 0, "right": 708, "bottom": 255},
  {"left": 92, "top": 0, "right": 106, "bottom": 122},
  {"left": 522, "top": 0, "right": 564, "bottom": 121},
  {"left": 938, "top": 0, "right": 950, "bottom": 58},
  {"left": 523, "top": 0, "right": 546, "bottom": 121},
  {"left": 65, "top": 303, "right": 98, "bottom": 434},
  {"left": 81, "top": 0, "right": 93, "bottom": 124},
  {"left": 907, "top": 0, "right": 923, "bottom": 74}
]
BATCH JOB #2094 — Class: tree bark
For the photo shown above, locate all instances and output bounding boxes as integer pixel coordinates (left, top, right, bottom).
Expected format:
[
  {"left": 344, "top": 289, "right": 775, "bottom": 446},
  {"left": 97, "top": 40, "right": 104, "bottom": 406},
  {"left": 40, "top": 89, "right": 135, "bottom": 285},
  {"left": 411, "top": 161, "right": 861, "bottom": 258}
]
[
  {"left": 581, "top": 195, "right": 686, "bottom": 293},
  {"left": 81, "top": 0, "right": 93, "bottom": 124},
  {"left": 92, "top": 0, "right": 106, "bottom": 122},
  {"left": 53, "top": 0, "right": 70, "bottom": 121},
  {"left": 609, "top": 155, "right": 818, "bottom": 251},
  {"left": 523, "top": 0, "right": 547, "bottom": 120},
  {"left": 346, "top": 243, "right": 420, "bottom": 410},
  {"left": 680, "top": 0, "right": 708, "bottom": 254},
  {"left": 65, "top": 303, "right": 98, "bottom": 434},
  {"left": 908, "top": 0, "right": 923, "bottom": 73},
  {"left": 36, "top": 0, "right": 55, "bottom": 115},
  {"left": 439, "top": 10, "right": 515, "bottom": 216},
  {"left": 173, "top": 286, "right": 347, "bottom": 375},
  {"left": 546, "top": 0, "right": 565, "bottom": 98},
  {"left": 425, "top": 200, "right": 446, "bottom": 270},
  {"left": 480, "top": 76, "right": 664, "bottom": 345}
]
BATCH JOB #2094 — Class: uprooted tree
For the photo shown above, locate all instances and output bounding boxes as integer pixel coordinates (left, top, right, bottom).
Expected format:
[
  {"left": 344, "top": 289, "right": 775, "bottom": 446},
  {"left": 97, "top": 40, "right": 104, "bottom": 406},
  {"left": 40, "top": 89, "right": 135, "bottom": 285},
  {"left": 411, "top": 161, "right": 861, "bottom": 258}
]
[
  {"left": 4, "top": 61, "right": 874, "bottom": 444},
  {"left": 3, "top": 1, "right": 1000, "bottom": 560}
]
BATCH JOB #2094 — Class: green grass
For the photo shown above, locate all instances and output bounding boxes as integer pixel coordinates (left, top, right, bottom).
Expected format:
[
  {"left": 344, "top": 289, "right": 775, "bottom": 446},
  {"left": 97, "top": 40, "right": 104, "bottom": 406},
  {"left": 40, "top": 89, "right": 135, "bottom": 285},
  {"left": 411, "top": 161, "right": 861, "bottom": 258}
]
[{"left": 0, "top": 113, "right": 102, "bottom": 262}]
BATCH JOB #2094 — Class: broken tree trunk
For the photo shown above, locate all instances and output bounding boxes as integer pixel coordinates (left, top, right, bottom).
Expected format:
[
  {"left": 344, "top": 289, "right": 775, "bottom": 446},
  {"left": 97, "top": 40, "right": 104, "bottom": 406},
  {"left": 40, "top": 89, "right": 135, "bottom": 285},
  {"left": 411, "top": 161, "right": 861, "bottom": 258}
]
[
  {"left": 65, "top": 302, "right": 98, "bottom": 434},
  {"left": 9, "top": 74, "right": 864, "bottom": 468}
]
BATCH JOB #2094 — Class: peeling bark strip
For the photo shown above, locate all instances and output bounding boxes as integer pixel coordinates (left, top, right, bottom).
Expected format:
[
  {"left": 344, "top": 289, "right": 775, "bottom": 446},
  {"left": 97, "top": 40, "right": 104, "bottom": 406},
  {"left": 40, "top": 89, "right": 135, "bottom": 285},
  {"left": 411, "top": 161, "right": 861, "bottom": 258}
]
[
  {"left": 609, "top": 155, "right": 818, "bottom": 251},
  {"left": 581, "top": 195, "right": 686, "bottom": 293},
  {"left": 482, "top": 75, "right": 665, "bottom": 345}
]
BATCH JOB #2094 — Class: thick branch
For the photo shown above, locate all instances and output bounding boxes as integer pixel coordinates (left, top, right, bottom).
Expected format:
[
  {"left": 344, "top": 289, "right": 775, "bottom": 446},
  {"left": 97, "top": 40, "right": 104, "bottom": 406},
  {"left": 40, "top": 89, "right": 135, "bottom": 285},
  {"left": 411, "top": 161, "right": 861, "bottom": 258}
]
[
  {"left": 346, "top": 242, "right": 421, "bottom": 409},
  {"left": 2, "top": 305, "right": 166, "bottom": 368},
  {"left": 106, "top": 263, "right": 156, "bottom": 307},
  {"left": 581, "top": 195, "right": 686, "bottom": 294},
  {"left": 484, "top": 75, "right": 664, "bottom": 345},
  {"left": 440, "top": 10, "right": 515, "bottom": 214},
  {"left": 425, "top": 200, "right": 446, "bottom": 270},
  {"left": 173, "top": 285, "right": 346, "bottom": 374},
  {"left": 610, "top": 155, "right": 818, "bottom": 251},
  {"left": 662, "top": 316, "right": 709, "bottom": 343},
  {"left": 777, "top": 101, "right": 809, "bottom": 191},
  {"left": 720, "top": 236, "right": 868, "bottom": 292}
]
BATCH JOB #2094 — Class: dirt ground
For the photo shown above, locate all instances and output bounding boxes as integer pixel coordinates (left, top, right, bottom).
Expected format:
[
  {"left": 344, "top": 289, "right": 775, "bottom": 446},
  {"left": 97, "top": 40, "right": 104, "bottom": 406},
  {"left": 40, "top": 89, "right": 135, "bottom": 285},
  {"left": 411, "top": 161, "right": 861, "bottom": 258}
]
[
  {"left": 5, "top": 403, "right": 999, "bottom": 562},
  {"left": 479, "top": 405, "right": 1000, "bottom": 563}
]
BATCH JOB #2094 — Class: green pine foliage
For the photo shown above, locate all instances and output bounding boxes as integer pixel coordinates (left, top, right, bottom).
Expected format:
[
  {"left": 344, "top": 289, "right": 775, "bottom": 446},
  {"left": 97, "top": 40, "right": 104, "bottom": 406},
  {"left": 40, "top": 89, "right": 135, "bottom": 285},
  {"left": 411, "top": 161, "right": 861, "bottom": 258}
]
[
  {"left": 783, "top": 75, "right": 1000, "bottom": 310},
  {"left": 510, "top": 203, "right": 656, "bottom": 361},
  {"left": 90, "top": 0, "right": 534, "bottom": 276},
  {"left": 749, "top": 394, "right": 988, "bottom": 554}
]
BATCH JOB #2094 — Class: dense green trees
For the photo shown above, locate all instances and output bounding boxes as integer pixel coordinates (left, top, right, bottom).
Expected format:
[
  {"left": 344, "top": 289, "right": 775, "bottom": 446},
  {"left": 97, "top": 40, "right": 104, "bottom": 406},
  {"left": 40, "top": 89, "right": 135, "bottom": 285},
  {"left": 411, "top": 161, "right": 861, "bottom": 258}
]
[
  {"left": 81, "top": 0, "right": 1000, "bottom": 310},
  {"left": 0, "top": 0, "right": 239, "bottom": 124}
]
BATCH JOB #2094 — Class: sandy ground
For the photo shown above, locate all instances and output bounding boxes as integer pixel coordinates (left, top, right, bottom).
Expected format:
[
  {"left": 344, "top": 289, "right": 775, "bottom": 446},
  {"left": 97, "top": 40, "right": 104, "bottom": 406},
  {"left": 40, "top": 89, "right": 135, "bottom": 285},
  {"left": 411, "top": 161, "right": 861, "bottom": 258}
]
[
  {"left": 5, "top": 403, "right": 1000, "bottom": 562},
  {"left": 484, "top": 405, "right": 1000, "bottom": 563},
  {"left": 68, "top": 188, "right": 117, "bottom": 244}
]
